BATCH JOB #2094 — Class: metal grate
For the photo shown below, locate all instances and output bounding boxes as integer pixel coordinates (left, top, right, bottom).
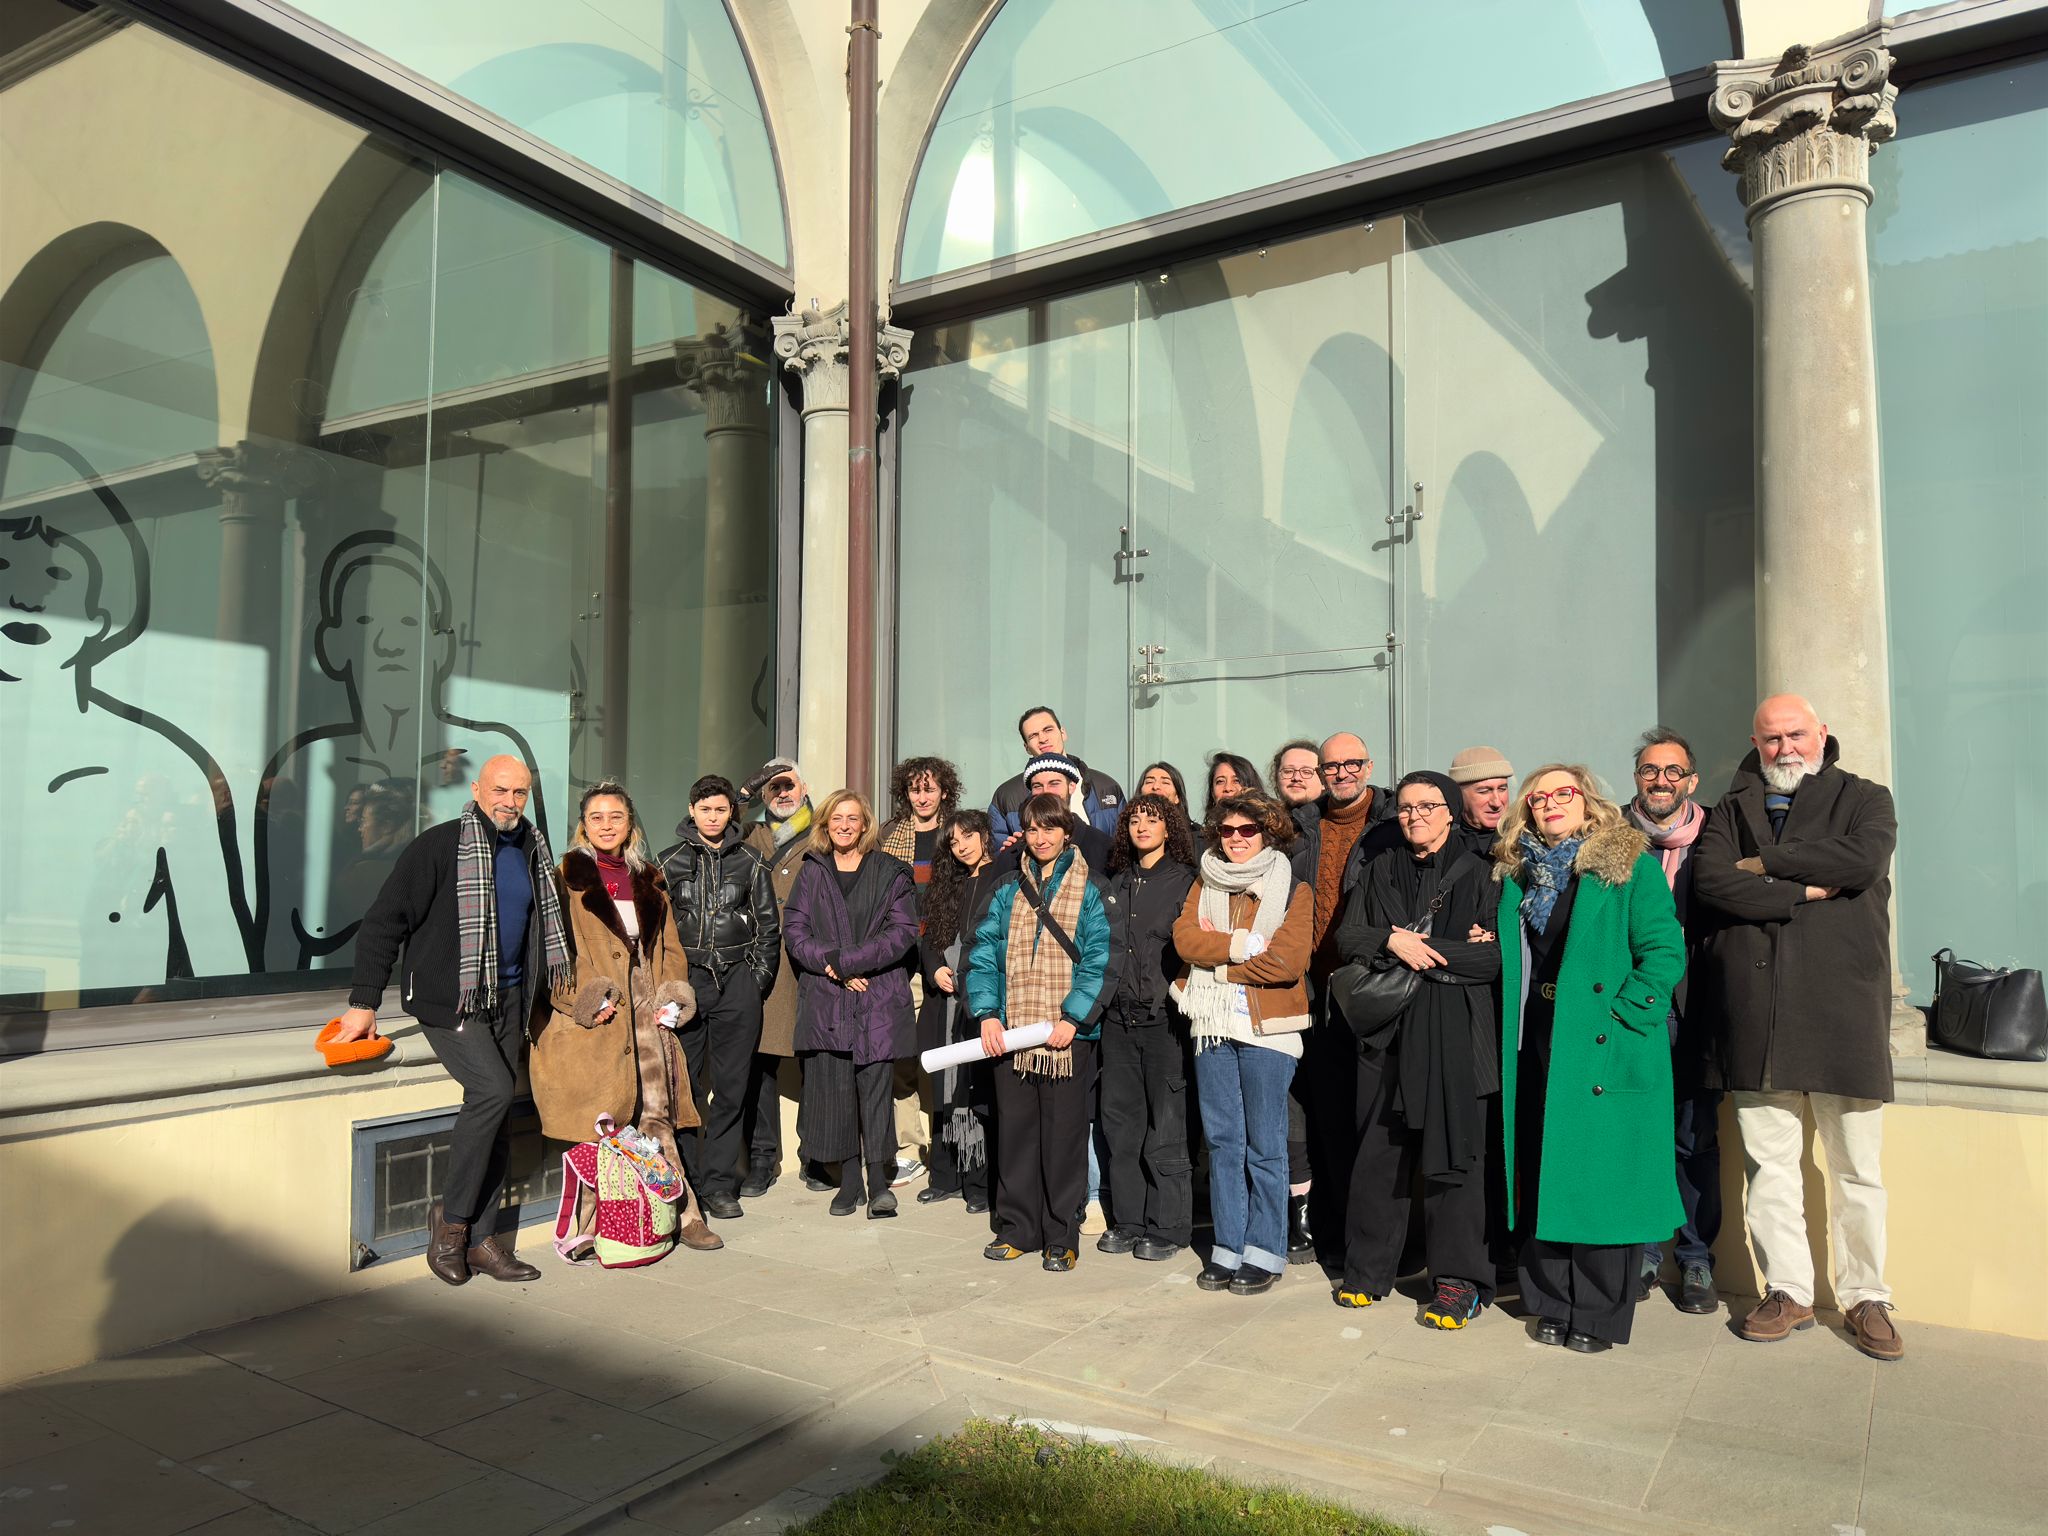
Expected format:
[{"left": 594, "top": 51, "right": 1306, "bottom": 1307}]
[{"left": 349, "top": 1103, "right": 562, "bottom": 1269}]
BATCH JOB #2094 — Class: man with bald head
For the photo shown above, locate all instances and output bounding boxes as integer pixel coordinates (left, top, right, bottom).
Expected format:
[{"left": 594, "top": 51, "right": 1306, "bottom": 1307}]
[
  {"left": 1694, "top": 695, "right": 1903, "bottom": 1360},
  {"left": 331, "top": 754, "right": 573, "bottom": 1287}
]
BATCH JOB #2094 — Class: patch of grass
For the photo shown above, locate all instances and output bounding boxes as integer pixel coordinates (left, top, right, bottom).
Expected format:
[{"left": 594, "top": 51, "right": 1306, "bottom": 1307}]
[{"left": 785, "top": 1418, "right": 1425, "bottom": 1535}]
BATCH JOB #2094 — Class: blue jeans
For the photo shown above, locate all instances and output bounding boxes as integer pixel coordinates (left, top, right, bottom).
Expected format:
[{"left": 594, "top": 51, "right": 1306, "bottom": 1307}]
[{"left": 1195, "top": 1039, "right": 1293, "bottom": 1272}]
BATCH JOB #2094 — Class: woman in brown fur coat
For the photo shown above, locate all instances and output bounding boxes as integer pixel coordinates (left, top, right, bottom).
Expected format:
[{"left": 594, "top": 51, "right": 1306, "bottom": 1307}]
[{"left": 532, "top": 781, "right": 722, "bottom": 1252}]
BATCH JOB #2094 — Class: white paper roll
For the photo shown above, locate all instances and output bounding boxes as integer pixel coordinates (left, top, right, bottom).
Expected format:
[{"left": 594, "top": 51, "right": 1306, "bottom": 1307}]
[{"left": 919, "top": 1021, "right": 1055, "bottom": 1073}]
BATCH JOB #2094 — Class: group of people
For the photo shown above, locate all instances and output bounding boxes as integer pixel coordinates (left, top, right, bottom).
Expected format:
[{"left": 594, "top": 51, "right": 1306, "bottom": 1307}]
[{"left": 329, "top": 691, "right": 1906, "bottom": 1363}]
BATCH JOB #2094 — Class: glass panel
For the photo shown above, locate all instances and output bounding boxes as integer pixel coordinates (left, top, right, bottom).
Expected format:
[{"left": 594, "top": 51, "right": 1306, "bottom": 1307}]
[
  {"left": 1130, "top": 222, "right": 1401, "bottom": 796},
  {"left": 1400, "top": 140, "right": 1756, "bottom": 787},
  {"left": 296, "top": 0, "right": 787, "bottom": 264},
  {"left": 903, "top": 0, "right": 1733, "bottom": 280},
  {"left": 0, "top": 6, "right": 775, "bottom": 1026},
  {"left": 1870, "top": 57, "right": 2048, "bottom": 997},
  {"left": 896, "top": 292, "right": 1137, "bottom": 800}
]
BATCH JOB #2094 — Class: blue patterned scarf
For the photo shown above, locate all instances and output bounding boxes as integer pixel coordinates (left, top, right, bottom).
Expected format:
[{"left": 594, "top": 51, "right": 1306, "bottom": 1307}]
[{"left": 1518, "top": 831, "right": 1584, "bottom": 935}]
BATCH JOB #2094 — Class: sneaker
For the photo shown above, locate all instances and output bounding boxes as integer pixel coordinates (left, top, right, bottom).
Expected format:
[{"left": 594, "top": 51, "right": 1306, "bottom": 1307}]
[
  {"left": 983, "top": 1240, "right": 1027, "bottom": 1261},
  {"left": 1334, "top": 1287, "right": 1380, "bottom": 1309},
  {"left": 1846, "top": 1300, "right": 1904, "bottom": 1362},
  {"left": 1096, "top": 1227, "right": 1139, "bottom": 1255},
  {"left": 1423, "top": 1277, "right": 1482, "bottom": 1330},
  {"left": 1042, "top": 1247, "right": 1077, "bottom": 1272},
  {"left": 1676, "top": 1263, "right": 1717, "bottom": 1315},
  {"left": 890, "top": 1157, "right": 925, "bottom": 1188},
  {"left": 1739, "top": 1289, "right": 1816, "bottom": 1343}
]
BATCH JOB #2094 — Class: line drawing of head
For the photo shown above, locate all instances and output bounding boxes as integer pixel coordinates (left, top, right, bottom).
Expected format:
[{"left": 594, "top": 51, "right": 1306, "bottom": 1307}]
[{"left": 312, "top": 528, "right": 454, "bottom": 741}]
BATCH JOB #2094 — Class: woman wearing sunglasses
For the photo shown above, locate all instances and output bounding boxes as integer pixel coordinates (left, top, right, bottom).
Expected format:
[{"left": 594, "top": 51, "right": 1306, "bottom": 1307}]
[
  {"left": 1493, "top": 765, "right": 1685, "bottom": 1353},
  {"left": 1171, "top": 794, "right": 1313, "bottom": 1295}
]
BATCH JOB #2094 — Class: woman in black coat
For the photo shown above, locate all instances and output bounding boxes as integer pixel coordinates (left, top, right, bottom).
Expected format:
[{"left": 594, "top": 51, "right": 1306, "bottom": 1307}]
[
  {"left": 1331, "top": 770, "right": 1501, "bottom": 1326},
  {"left": 1095, "top": 792, "right": 1200, "bottom": 1260},
  {"left": 916, "top": 811, "right": 1005, "bottom": 1213}
]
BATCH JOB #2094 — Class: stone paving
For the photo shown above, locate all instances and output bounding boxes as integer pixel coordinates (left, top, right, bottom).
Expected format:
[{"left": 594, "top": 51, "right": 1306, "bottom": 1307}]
[{"left": 4, "top": 1175, "right": 2044, "bottom": 1536}]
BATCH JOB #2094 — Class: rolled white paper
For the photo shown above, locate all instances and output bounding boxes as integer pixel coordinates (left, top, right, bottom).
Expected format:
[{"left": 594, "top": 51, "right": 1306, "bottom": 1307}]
[{"left": 920, "top": 1021, "right": 1055, "bottom": 1073}]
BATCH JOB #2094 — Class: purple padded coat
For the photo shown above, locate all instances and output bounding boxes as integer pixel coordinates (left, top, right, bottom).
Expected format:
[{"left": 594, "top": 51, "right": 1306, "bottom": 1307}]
[{"left": 781, "top": 850, "right": 919, "bottom": 1065}]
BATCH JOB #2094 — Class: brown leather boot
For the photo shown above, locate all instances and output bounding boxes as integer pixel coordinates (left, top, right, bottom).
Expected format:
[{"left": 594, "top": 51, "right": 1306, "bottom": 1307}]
[
  {"left": 1846, "top": 1300, "right": 1904, "bottom": 1361},
  {"left": 1738, "top": 1289, "right": 1815, "bottom": 1342},
  {"left": 676, "top": 1217, "right": 724, "bottom": 1251},
  {"left": 467, "top": 1233, "right": 540, "bottom": 1283},
  {"left": 426, "top": 1200, "right": 471, "bottom": 1286}
]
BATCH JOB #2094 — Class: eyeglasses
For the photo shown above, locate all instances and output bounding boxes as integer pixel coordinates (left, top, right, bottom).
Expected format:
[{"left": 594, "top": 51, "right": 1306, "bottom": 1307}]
[
  {"left": 1319, "top": 758, "right": 1368, "bottom": 778},
  {"left": 1395, "top": 801, "right": 1448, "bottom": 820},
  {"left": 1526, "top": 785, "right": 1583, "bottom": 809},
  {"left": 1277, "top": 766, "right": 1319, "bottom": 781},
  {"left": 1634, "top": 764, "right": 1695, "bottom": 783},
  {"left": 1217, "top": 821, "right": 1261, "bottom": 840}
]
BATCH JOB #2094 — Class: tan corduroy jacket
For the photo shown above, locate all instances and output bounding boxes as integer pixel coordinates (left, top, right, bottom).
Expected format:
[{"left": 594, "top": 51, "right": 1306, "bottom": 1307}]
[{"left": 1171, "top": 880, "right": 1315, "bottom": 1035}]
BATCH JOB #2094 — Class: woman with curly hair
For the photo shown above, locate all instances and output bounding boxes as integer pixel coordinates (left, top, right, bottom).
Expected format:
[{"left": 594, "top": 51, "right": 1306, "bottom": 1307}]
[
  {"left": 917, "top": 809, "right": 1003, "bottom": 1212},
  {"left": 1494, "top": 764, "right": 1685, "bottom": 1353},
  {"left": 1171, "top": 794, "right": 1313, "bottom": 1295},
  {"left": 1096, "top": 793, "right": 1200, "bottom": 1260}
]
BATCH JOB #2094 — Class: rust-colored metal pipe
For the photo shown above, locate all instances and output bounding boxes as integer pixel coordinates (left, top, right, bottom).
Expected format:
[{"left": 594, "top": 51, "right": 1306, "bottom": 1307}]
[{"left": 845, "top": 0, "right": 879, "bottom": 797}]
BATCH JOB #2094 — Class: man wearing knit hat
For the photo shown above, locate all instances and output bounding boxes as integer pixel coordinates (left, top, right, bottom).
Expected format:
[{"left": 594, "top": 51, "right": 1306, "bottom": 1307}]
[
  {"left": 988, "top": 706, "right": 1124, "bottom": 848},
  {"left": 1447, "top": 746, "right": 1514, "bottom": 858}
]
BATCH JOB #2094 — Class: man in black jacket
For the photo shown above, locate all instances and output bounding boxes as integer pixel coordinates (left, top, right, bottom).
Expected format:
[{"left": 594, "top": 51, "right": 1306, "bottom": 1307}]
[
  {"left": 331, "top": 755, "right": 570, "bottom": 1286},
  {"left": 660, "top": 774, "right": 782, "bottom": 1219},
  {"left": 987, "top": 707, "right": 1124, "bottom": 846},
  {"left": 1693, "top": 695, "right": 1903, "bottom": 1362}
]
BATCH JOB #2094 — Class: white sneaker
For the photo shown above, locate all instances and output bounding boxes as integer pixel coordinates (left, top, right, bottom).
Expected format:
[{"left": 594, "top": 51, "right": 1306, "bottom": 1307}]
[
  {"left": 890, "top": 1157, "right": 926, "bottom": 1188},
  {"left": 1078, "top": 1199, "right": 1108, "bottom": 1236}
]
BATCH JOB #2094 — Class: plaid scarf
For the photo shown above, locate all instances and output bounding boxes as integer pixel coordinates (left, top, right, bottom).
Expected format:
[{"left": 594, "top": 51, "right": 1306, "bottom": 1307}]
[
  {"left": 1004, "top": 847, "right": 1088, "bottom": 1079},
  {"left": 456, "top": 801, "right": 572, "bottom": 1018}
]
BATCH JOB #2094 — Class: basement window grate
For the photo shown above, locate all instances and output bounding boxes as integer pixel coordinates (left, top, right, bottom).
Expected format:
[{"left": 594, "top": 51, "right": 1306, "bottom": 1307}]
[{"left": 348, "top": 1102, "right": 562, "bottom": 1270}]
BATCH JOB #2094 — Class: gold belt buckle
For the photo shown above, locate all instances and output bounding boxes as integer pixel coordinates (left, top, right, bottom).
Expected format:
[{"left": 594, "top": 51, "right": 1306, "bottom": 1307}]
[{"left": 1538, "top": 982, "right": 1557, "bottom": 1000}]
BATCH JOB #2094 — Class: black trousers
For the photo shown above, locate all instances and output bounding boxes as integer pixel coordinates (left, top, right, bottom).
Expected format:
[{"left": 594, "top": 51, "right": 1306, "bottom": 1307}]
[
  {"left": 676, "top": 967, "right": 762, "bottom": 1199},
  {"left": 744, "top": 1051, "right": 794, "bottom": 1171},
  {"left": 1516, "top": 1034, "right": 1638, "bottom": 1343},
  {"left": 1304, "top": 1007, "right": 1364, "bottom": 1258},
  {"left": 424, "top": 979, "right": 526, "bottom": 1234},
  {"left": 992, "top": 1040, "right": 1097, "bottom": 1254},
  {"left": 926, "top": 1116, "right": 990, "bottom": 1200},
  {"left": 799, "top": 1049, "right": 893, "bottom": 1174},
  {"left": 1098, "top": 1010, "right": 1192, "bottom": 1245},
  {"left": 1341, "top": 1053, "right": 1493, "bottom": 1301}
]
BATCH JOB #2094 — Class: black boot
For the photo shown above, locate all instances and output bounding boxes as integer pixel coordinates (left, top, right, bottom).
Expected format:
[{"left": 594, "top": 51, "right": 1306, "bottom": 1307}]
[
  {"left": 1286, "top": 1194, "right": 1315, "bottom": 1265},
  {"left": 828, "top": 1160, "right": 864, "bottom": 1216},
  {"left": 866, "top": 1162, "right": 898, "bottom": 1218}
]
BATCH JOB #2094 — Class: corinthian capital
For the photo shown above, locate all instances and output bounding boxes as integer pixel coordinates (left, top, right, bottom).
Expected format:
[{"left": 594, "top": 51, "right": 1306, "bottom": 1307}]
[
  {"left": 770, "top": 302, "right": 913, "bottom": 416},
  {"left": 675, "top": 320, "right": 771, "bottom": 433},
  {"left": 1710, "top": 27, "right": 1897, "bottom": 222},
  {"left": 194, "top": 439, "right": 322, "bottom": 500}
]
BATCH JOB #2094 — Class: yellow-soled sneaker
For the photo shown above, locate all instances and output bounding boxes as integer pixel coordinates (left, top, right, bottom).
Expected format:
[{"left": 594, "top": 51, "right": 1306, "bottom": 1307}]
[
  {"left": 1334, "top": 1287, "right": 1380, "bottom": 1309},
  {"left": 1422, "top": 1277, "right": 1482, "bottom": 1329}
]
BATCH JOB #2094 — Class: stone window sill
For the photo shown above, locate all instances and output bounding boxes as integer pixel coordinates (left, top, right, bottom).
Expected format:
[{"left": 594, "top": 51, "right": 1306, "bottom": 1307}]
[{"left": 1894, "top": 1046, "right": 2048, "bottom": 1116}]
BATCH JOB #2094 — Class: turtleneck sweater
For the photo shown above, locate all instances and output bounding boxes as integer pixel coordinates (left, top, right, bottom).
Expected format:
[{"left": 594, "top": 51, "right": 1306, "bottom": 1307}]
[{"left": 1312, "top": 787, "right": 1375, "bottom": 956}]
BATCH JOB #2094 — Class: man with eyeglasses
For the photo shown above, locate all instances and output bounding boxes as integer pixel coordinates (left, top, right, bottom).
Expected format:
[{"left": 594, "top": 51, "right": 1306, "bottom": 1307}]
[
  {"left": 1447, "top": 747, "right": 1515, "bottom": 857},
  {"left": 1623, "top": 728, "right": 1720, "bottom": 1316},
  {"left": 1292, "top": 732, "right": 1402, "bottom": 1263},
  {"left": 1270, "top": 740, "right": 1323, "bottom": 812},
  {"left": 1693, "top": 695, "right": 1903, "bottom": 1362},
  {"left": 739, "top": 757, "right": 822, "bottom": 1193}
]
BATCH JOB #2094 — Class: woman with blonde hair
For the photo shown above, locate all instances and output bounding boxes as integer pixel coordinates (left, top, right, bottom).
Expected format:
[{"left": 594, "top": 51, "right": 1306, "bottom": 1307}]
[
  {"left": 781, "top": 790, "right": 920, "bottom": 1217},
  {"left": 533, "top": 780, "right": 723, "bottom": 1255},
  {"left": 1493, "top": 764, "right": 1685, "bottom": 1353}
]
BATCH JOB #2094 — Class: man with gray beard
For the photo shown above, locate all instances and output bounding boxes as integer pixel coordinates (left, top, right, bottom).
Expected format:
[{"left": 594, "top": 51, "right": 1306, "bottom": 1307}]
[{"left": 1692, "top": 695, "right": 1903, "bottom": 1361}]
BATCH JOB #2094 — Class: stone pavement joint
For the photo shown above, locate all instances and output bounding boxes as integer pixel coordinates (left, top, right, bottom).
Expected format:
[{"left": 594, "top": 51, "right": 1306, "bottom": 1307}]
[{"left": 5, "top": 1177, "right": 2044, "bottom": 1535}]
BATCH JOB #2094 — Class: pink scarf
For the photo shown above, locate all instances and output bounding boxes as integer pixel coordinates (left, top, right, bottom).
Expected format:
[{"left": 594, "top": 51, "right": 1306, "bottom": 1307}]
[{"left": 1629, "top": 799, "right": 1703, "bottom": 890}]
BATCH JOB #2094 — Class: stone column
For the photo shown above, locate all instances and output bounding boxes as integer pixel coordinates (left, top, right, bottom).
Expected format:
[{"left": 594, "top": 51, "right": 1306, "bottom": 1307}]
[
  {"left": 675, "top": 320, "right": 773, "bottom": 770},
  {"left": 1710, "top": 30, "right": 1898, "bottom": 785},
  {"left": 1711, "top": 28, "right": 1921, "bottom": 1050},
  {"left": 770, "top": 303, "right": 911, "bottom": 794}
]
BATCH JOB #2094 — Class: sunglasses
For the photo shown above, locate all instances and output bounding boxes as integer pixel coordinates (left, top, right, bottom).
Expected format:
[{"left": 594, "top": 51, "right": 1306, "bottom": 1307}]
[
  {"left": 1526, "top": 785, "right": 1583, "bottom": 809},
  {"left": 1218, "top": 821, "right": 1261, "bottom": 840}
]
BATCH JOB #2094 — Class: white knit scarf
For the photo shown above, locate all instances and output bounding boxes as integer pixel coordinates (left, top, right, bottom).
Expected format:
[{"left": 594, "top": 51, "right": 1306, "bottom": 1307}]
[{"left": 1173, "top": 845, "right": 1292, "bottom": 1048}]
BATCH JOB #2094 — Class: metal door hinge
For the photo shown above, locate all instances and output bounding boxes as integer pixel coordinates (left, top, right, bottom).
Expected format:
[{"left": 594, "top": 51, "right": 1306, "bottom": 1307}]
[
  {"left": 1135, "top": 644, "right": 1167, "bottom": 686},
  {"left": 1114, "top": 524, "right": 1150, "bottom": 582},
  {"left": 1386, "top": 481, "right": 1425, "bottom": 529}
]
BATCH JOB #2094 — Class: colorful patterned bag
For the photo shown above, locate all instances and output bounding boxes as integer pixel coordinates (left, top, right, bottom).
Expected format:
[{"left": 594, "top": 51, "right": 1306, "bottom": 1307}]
[{"left": 553, "top": 1114, "right": 680, "bottom": 1268}]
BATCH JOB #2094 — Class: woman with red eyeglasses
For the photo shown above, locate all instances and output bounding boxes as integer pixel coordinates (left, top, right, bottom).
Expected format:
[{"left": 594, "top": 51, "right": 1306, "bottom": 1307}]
[{"left": 1492, "top": 764, "right": 1685, "bottom": 1354}]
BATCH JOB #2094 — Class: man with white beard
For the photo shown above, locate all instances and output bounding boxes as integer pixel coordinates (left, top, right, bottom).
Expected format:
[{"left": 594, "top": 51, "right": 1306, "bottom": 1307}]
[{"left": 1692, "top": 695, "right": 1903, "bottom": 1361}]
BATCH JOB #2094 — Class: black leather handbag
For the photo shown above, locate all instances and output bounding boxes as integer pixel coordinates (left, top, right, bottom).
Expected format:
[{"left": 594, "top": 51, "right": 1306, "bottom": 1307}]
[{"left": 1930, "top": 948, "right": 2047, "bottom": 1062}]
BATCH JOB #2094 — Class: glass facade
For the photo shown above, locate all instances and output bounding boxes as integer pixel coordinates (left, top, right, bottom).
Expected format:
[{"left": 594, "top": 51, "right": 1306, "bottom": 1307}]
[
  {"left": 898, "top": 140, "right": 1754, "bottom": 804},
  {"left": 0, "top": 9, "right": 777, "bottom": 1015},
  {"left": 293, "top": 0, "right": 787, "bottom": 264},
  {"left": 901, "top": 0, "right": 1733, "bottom": 280},
  {"left": 1871, "top": 57, "right": 2048, "bottom": 997}
]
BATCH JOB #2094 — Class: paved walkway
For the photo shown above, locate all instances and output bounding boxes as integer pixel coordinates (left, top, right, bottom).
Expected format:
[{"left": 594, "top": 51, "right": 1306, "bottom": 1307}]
[{"left": 5, "top": 1176, "right": 2043, "bottom": 1536}]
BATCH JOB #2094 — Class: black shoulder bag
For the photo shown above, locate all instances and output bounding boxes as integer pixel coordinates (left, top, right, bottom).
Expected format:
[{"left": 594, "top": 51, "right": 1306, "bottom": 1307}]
[
  {"left": 1329, "top": 858, "right": 1476, "bottom": 1047},
  {"left": 1930, "top": 948, "right": 2046, "bottom": 1062}
]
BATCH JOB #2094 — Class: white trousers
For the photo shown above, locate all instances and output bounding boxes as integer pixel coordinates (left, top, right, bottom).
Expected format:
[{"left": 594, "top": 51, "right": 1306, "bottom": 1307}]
[{"left": 1733, "top": 1090, "right": 1890, "bottom": 1309}]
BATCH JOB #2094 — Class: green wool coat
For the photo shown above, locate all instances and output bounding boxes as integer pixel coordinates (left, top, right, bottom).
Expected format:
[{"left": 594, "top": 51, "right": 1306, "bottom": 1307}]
[{"left": 1497, "top": 822, "right": 1687, "bottom": 1247}]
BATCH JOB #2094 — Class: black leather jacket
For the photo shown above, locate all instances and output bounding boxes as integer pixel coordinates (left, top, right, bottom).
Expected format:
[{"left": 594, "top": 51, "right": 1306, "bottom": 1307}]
[{"left": 658, "top": 823, "right": 781, "bottom": 991}]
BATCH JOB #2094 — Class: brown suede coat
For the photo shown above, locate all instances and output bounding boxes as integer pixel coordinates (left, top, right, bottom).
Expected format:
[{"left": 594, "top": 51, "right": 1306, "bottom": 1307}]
[
  {"left": 1172, "top": 881, "right": 1316, "bottom": 1035},
  {"left": 531, "top": 852, "right": 700, "bottom": 1169},
  {"left": 746, "top": 819, "right": 812, "bottom": 1056}
]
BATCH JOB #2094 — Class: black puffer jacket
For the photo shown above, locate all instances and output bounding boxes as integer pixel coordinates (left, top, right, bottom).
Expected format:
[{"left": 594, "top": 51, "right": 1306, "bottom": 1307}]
[
  {"left": 1104, "top": 855, "right": 1198, "bottom": 1015},
  {"left": 659, "top": 822, "right": 781, "bottom": 992}
]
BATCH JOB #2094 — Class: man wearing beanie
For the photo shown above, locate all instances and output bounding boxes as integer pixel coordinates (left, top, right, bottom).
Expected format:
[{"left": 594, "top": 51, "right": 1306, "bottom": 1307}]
[
  {"left": 988, "top": 706, "right": 1124, "bottom": 847},
  {"left": 1447, "top": 746, "right": 1514, "bottom": 857}
]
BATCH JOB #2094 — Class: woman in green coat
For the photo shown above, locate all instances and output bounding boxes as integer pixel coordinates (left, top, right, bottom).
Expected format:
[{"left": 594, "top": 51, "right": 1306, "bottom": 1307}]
[{"left": 1495, "top": 764, "right": 1685, "bottom": 1353}]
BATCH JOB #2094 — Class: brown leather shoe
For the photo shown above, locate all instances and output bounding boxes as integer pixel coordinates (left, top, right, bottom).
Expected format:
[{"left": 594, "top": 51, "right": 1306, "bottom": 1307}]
[
  {"left": 1738, "top": 1289, "right": 1815, "bottom": 1342},
  {"left": 1846, "top": 1300, "right": 1904, "bottom": 1361},
  {"left": 467, "top": 1234, "right": 540, "bottom": 1283},
  {"left": 676, "top": 1218, "right": 724, "bottom": 1252},
  {"left": 426, "top": 1200, "right": 471, "bottom": 1287}
]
